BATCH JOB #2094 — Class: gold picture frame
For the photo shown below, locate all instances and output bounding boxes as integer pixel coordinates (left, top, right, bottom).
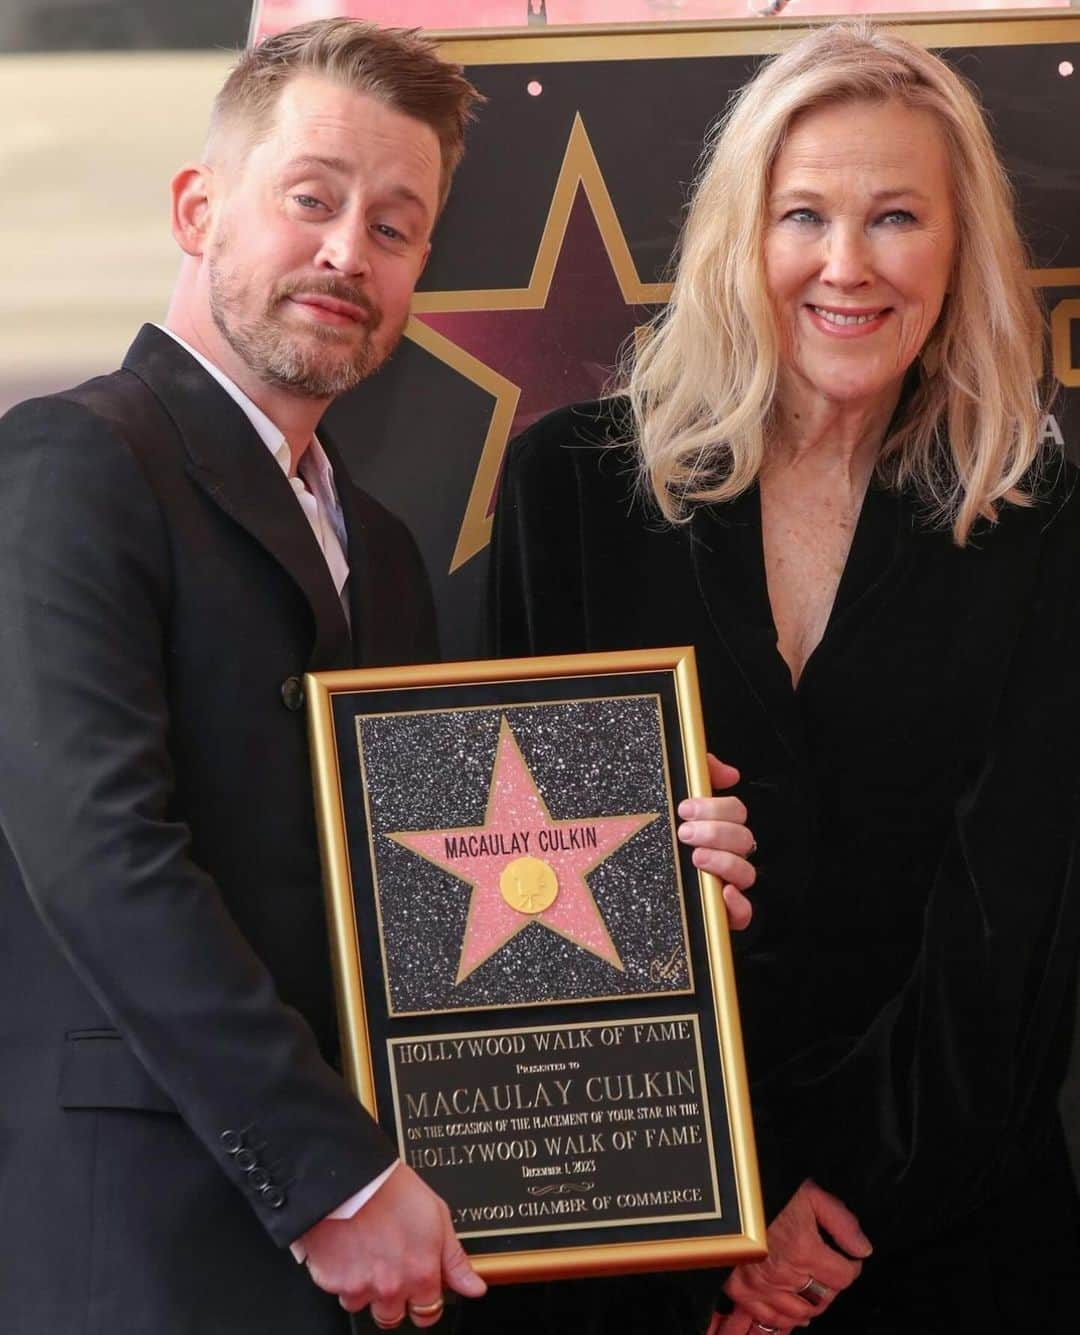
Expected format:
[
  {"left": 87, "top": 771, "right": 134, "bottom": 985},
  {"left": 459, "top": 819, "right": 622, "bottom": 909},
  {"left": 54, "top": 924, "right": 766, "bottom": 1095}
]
[{"left": 306, "top": 646, "right": 764, "bottom": 1282}]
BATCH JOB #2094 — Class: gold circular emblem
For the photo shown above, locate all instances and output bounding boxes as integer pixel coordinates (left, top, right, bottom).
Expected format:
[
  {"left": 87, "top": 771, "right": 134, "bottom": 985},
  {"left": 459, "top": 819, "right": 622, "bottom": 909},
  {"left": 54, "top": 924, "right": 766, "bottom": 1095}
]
[{"left": 499, "top": 856, "right": 559, "bottom": 915}]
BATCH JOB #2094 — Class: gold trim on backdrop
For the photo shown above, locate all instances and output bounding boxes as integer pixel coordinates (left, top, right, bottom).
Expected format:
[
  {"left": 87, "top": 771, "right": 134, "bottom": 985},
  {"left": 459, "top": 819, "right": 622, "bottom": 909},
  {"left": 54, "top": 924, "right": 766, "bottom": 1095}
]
[
  {"left": 409, "top": 23, "right": 1080, "bottom": 575},
  {"left": 305, "top": 647, "right": 766, "bottom": 1280},
  {"left": 410, "top": 113, "right": 669, "bottom": 573},
  {"left": 1033, "top": 267, "right": 1080, "bottom": 289},
  {"left": 431, "top": 13, "right": 1080, "bottom": 62}
]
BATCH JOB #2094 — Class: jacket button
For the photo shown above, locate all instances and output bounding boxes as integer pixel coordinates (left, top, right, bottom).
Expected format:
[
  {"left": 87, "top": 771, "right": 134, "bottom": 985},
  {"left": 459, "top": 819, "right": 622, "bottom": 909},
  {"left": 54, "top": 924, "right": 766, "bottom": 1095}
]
[
  {"left": 220, "top": 1130, "right": 243, "bottom": 1155},
  {"left": 235, "top": 1148, "right": 258, "bottom": 1172},
  {"left": 280, "top": 676, "right": 304, "bottom": 711},
  {"left": 248, "top": 1167, "right": 271, "bottom": 1190},
  {"left": 263, "top": 1185, "right": 286, "bottom": 1209}
]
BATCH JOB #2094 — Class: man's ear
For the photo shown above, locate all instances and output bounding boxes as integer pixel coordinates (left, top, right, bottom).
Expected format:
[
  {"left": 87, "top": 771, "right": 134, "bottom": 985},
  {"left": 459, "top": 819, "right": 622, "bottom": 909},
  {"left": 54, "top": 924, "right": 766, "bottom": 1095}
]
[{"left": 170, "top": 163, "right": 215, "bottom": 257}]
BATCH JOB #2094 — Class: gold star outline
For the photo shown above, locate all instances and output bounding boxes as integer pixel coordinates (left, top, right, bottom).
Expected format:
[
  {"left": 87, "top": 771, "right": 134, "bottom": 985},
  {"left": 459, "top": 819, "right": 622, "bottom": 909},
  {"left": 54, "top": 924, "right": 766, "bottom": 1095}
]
[
  {"left": 387, "top": 715, "right": 659, "bottom": 984},
  {"left": 407, "top": 114, "right": 672, "bottom": 573}
]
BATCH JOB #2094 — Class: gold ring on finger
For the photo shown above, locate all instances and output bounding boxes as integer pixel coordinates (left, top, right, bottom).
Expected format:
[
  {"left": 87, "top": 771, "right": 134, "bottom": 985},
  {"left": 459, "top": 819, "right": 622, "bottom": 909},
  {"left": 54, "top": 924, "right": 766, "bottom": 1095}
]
[
  {"left": 373, "top": 1313, "right": 407, "bottom": 1331},
  {"left": 408, "top": 1299, "right": 445, "bottom": 1320}
]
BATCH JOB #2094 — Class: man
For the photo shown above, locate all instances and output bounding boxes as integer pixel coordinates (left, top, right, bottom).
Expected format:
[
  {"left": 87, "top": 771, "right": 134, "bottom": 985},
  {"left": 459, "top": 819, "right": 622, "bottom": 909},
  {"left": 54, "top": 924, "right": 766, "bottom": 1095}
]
[
  {"left": 0, "top": 20, "right": 485, "bottom": 1335},
  {"left": 0, "top": 18, "right": 757, "bottom": 1335}
]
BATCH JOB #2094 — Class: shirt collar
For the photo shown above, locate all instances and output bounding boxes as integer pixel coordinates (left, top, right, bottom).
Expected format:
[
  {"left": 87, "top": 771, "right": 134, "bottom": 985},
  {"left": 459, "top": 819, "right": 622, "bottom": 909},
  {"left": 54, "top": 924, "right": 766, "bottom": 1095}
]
[{"left": 155, "top": 324, "right": 338, "bottom": 497}]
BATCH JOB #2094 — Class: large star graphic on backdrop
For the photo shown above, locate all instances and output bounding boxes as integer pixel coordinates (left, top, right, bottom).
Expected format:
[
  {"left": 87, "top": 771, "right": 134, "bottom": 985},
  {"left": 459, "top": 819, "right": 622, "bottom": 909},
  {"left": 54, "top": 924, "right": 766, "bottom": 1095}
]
[
  {"left": 388, "top": 716, "right": 658, "bottom": 984},
  {"left": 409, "top": 114, "right": 672, "bottom": 571}
]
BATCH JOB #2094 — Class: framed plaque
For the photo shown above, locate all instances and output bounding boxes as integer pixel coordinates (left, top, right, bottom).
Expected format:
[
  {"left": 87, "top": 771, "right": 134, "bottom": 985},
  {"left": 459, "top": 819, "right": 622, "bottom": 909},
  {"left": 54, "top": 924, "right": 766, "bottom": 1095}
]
[{"left": 306, "top": 647, "right": 764, "bottom": 1281}]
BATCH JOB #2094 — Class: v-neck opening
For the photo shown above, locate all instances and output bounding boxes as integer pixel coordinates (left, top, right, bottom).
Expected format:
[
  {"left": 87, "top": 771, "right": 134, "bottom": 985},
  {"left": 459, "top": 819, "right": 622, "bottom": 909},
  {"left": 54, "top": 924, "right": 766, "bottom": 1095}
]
[
  {"left": 761, "top": 474, "right": 894, "bottom": 694},
  {"left": 692, "top": 477, "right": 911, "bottom": 703}
]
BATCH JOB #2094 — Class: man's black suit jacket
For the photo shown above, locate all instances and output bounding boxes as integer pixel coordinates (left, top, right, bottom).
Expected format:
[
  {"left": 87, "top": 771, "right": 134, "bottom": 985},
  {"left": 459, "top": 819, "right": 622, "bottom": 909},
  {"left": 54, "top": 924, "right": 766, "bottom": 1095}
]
[{"left": 0, "top": 325, "right": 438, "bottom": 1335}]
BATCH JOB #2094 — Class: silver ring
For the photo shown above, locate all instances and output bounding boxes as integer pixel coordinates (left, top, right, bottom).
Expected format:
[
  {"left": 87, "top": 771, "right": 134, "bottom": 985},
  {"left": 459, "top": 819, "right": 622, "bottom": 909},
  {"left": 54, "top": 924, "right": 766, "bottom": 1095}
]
[
  {"left": 752, "top": 1325, "right": 781, "bottom": 1334},
  {"left": 796, "top": 1275, "right": 830, "bottom": 1306}
]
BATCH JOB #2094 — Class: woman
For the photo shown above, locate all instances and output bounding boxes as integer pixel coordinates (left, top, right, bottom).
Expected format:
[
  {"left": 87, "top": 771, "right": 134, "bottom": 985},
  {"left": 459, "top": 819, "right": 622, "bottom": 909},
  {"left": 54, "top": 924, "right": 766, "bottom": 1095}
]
[{"left": 488, "top": 24, "right": 1080, "bottom": 1335}]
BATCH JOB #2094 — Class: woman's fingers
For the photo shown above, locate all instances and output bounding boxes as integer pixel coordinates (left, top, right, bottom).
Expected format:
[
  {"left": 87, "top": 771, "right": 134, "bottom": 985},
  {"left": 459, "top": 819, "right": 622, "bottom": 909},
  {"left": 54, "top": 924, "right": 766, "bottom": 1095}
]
[
  {"left": 680, "top": 816, "right": 755, "bottom": 856},
  {"left": 706, "top": 752, "right": 741, "bottom": 790},
  {"left": 679, "top": 793, "right": 748, "bottom": 825},
  {"left": 681, "top": 759, "right": 756, "bottom": 928},
  {"left": 804, "top": 1181, "right": 874, "bottom": 1261},
  {"left": 722, "top": 882, "right": 754, "bottom": 931}
]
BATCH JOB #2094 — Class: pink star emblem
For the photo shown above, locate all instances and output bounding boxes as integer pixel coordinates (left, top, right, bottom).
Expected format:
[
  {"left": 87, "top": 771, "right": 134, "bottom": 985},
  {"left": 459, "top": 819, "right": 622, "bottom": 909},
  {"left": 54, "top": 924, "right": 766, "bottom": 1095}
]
[{"left": 389, "top": 716, "right": 659, "bottom": 983}]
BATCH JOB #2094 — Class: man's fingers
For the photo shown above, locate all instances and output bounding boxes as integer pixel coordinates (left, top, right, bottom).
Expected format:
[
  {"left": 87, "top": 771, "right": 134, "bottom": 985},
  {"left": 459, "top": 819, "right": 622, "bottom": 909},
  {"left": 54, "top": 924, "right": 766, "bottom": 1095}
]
[
  {"left": 805, "top": 1181, "right": 873, "bottom": 1260},
  {"left": 366, "top": 1301, "right": 407, "bottom": 1326},
  {"left": 706, "top": 753, "right": 740, "bottom": 790},
  {"left": 441, "top": 1229, "right": 486, "bottom": 1298},
  {"left": 405, "top": 1292, "right": 448, "bottom": 1329}
]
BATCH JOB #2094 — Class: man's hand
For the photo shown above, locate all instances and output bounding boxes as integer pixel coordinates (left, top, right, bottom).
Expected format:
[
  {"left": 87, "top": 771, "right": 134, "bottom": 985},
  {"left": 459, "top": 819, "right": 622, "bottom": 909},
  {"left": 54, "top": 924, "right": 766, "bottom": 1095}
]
[
  {"left": 299, "top": 1164, "right": 486, "bottom": 1324},
  {"left": 678, "top": 755, "right": 757, "bottom": 930},
  {"left": 715, "top": 1180, "right": 871, "bottom": 1332}
]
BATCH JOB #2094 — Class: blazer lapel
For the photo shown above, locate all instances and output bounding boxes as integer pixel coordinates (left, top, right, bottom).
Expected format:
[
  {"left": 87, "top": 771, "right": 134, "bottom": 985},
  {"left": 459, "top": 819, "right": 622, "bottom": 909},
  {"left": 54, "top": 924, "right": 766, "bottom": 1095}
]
[{"left": 122, "top": 326, "right": 351, "bottom": 669}]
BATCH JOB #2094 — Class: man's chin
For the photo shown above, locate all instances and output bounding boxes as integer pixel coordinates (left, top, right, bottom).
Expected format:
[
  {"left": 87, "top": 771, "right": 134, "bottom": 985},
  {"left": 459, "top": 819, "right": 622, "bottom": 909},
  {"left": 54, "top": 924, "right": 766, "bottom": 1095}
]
[{"left": 262, "top": 348, "right": 382, "bottom": 399}]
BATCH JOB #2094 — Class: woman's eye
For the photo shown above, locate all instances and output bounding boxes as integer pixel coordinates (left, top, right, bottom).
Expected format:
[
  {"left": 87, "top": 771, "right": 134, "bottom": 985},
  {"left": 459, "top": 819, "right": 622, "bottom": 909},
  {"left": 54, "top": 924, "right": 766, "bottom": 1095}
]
[
  {"left": 878, "top": 209, "right": 916, "bottom": 225},
  {"left": 784, "top": 208, "right": 822, "bottom": 225}
]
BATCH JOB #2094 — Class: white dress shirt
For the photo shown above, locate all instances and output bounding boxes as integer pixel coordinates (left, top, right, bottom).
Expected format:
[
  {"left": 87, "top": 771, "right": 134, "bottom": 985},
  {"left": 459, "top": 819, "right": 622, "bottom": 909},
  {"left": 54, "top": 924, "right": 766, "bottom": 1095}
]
[{"left": 157, "top": 326, "right": 398, "bottom": 1254}]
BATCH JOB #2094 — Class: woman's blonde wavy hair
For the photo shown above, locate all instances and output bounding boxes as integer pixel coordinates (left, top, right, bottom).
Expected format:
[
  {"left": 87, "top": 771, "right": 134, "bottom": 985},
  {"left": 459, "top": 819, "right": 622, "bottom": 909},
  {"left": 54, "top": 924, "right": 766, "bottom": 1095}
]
[{"left": 627, "top": 23, "right": 1048, "bottom": 544}]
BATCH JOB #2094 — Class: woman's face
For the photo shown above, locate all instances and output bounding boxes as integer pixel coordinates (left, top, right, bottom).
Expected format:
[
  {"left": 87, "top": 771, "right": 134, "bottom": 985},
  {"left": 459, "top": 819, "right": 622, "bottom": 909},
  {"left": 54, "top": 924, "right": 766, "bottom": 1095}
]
[{"left": 764, "top": 98, "right": 956, "bottom": 417}]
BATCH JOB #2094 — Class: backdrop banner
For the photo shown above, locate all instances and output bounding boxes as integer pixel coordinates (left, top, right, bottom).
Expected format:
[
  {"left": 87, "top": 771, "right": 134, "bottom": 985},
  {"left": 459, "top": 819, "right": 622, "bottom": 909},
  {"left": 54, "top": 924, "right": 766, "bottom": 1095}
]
[{"left": 268, "top": 17, "right": 1080, "bottom": 658}]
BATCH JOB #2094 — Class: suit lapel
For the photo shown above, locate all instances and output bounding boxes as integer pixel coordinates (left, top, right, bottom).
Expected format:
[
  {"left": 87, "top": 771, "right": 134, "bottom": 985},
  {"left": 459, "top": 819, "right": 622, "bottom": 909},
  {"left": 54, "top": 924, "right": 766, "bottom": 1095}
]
[{"left": 122, "top": 325, "right": 351, "bottom": 669}]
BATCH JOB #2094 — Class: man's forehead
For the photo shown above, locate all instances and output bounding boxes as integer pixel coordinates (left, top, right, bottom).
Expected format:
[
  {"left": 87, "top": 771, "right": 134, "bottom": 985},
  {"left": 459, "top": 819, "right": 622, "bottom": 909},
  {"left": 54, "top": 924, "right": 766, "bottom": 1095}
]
[{"left": 244, "top": 76, "right": 439, "bottom": 194}]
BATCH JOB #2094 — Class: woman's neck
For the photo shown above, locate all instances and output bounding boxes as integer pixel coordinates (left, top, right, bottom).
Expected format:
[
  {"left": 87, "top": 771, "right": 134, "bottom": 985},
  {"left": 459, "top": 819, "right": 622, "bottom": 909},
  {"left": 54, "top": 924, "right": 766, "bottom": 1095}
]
[{"left": 768, "top": 379, "right": 901, "bottom": 485}]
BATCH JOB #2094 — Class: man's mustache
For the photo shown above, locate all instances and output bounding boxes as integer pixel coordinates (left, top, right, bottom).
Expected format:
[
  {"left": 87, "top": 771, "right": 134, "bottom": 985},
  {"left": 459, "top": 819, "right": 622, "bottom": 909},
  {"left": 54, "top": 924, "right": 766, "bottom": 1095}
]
[{"left": 273, "top": 279, "right": 382, "bottom": 328}]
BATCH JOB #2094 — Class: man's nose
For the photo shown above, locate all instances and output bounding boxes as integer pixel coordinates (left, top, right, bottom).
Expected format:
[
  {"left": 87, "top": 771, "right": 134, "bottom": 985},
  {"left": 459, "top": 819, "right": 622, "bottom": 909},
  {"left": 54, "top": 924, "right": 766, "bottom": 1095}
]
[
  {"left": 820, "top": 222, "right": 871, "bottom": 288},
  {"left": 317, "top": 219, "right": 372, "bottom": 277}
]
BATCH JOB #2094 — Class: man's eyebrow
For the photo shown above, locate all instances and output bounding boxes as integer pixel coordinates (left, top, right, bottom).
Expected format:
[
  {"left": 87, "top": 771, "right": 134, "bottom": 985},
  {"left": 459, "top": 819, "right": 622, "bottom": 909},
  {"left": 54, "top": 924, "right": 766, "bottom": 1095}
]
[
  {"left": 282, "top": 154, "right": 351, "bottom": 175},
  {"left": 280, "top": 156, "right": 431, "bottom": 216}
]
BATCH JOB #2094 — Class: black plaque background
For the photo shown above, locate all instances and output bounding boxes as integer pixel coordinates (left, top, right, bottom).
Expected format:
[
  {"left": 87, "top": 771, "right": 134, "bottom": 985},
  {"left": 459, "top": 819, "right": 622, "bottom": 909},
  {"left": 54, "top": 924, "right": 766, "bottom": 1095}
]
[
  {"left": 357, "top": 695, "right": 691, "bottom": 1015},
  {"left": 330, "top": 666, "right": 745, "bottom": 1255}
]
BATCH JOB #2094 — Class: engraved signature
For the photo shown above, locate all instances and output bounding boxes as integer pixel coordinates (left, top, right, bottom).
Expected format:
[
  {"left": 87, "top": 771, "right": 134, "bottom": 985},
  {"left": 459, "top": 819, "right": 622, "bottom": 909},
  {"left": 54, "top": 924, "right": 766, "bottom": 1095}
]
[
  {"left": 527, "top": 1182, "right": 595, "bottom": 1197},
  {"left": 649, "top": 944, "right": 685, "bottom": 985}
]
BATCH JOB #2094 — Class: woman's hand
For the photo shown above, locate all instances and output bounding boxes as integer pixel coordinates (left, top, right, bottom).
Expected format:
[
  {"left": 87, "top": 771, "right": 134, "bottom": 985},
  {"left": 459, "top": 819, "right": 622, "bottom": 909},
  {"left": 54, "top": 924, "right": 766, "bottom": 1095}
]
[
  {"left": 713, "top": 1180, "right": 872, "bottom": 1332},
  {"left": 677, "top": 755, "right": 757, "bottom": 929}
]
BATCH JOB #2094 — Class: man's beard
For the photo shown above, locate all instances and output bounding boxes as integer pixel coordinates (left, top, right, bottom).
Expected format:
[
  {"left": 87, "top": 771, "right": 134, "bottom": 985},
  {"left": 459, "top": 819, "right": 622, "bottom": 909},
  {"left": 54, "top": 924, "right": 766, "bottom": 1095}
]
[{"left": 208, "top": 254, "right": 401, "bottom": 399}]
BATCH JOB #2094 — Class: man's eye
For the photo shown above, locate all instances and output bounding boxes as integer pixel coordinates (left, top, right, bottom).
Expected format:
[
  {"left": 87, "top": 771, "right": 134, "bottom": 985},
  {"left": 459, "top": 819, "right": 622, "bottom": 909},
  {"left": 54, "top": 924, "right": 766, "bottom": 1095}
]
[
  {"left": 293, "top": 194, "right": 326, "bottom": 211},
  {"left": 374, "top": 223, "right": 403, "bottom": 241}
]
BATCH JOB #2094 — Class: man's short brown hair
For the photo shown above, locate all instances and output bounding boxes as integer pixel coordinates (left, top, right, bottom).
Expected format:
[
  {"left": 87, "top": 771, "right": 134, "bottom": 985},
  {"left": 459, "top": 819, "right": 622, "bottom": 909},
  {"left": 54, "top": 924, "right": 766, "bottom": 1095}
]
[{"left": 210, "top": 19, "right": 482, "bottom": 209}]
